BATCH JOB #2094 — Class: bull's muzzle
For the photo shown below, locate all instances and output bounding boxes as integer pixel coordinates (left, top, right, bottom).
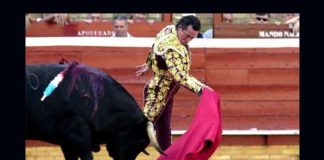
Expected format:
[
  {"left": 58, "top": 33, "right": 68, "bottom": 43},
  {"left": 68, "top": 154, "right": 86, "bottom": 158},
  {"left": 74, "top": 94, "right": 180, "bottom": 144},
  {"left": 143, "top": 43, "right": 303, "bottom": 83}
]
[{"left": 146, "top": 121, "right": 167, "bottom": 156}]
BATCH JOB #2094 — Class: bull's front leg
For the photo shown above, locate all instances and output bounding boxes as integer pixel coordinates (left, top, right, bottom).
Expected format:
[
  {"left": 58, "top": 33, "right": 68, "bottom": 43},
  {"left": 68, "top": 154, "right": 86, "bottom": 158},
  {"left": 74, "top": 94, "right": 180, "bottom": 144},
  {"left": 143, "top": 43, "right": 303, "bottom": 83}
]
[
  {"left": 60, "top": 117, "right": 94, "bottom": 160},
  {"left": 79, "top": 151, "right": 93, "bottom": 160},
  {"left": 61, "top": 144, "right": 93, "bottom": 160},
  {"left": 61, "top": 145, "right": 79, "bottom": 160}
]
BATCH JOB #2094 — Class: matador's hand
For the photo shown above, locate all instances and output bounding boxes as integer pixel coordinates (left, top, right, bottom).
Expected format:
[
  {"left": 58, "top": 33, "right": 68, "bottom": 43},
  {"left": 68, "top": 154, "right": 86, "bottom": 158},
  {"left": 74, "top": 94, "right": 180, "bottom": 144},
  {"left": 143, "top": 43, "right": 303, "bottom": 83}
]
[{"left": 136, "top": 63, "right": 148, "bottom": 77}]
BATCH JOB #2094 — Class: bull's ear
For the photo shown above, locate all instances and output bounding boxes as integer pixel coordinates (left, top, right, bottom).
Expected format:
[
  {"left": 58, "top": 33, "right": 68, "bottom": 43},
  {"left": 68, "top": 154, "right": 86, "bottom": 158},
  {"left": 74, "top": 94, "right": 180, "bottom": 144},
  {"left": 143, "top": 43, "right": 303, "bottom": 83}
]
[{"left": 142, "top": 149, "right": 150, "bottom": 155}]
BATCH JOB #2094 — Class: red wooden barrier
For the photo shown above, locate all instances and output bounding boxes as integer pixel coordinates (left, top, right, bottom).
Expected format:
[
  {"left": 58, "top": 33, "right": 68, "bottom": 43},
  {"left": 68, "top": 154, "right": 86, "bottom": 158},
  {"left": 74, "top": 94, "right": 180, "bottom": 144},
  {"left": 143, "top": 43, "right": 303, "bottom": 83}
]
[
  {"left": 214, "top": 23, "right": 294, "bottom": 38},
  {"left": 26, "top": 22, "right": 295, "bottom": 38},
  {"left": 26, "top": 45, "right": 299, "bottom": 131},
  {"left": 26, "top": 22, "right": 171, "bottom": 37}
]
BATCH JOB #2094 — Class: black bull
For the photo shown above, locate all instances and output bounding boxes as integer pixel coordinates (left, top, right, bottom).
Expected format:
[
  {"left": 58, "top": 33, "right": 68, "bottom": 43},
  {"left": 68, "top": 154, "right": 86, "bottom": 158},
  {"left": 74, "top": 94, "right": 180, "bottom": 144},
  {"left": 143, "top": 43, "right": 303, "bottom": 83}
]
[{"left": 26, "top": 64, "right": 164, "bottom": 160}]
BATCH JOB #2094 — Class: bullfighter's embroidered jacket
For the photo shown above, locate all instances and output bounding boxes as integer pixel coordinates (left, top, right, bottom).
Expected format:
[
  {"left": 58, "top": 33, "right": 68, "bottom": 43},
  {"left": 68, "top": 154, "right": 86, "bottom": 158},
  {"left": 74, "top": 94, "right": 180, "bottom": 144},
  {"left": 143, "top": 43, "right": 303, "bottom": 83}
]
[{"left": 143, "top": 25, "right": 205, "bottom": 122}]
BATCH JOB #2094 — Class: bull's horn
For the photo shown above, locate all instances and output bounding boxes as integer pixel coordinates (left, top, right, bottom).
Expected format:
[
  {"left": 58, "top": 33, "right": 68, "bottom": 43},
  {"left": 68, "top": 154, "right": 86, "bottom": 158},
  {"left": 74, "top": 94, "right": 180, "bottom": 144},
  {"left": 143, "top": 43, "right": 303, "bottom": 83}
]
[
  {"left": 142, "top": 149, "right": 150, "bottom": 155},
  {"left": 146, "top": 121, "right": 167, "bottom": 156}
]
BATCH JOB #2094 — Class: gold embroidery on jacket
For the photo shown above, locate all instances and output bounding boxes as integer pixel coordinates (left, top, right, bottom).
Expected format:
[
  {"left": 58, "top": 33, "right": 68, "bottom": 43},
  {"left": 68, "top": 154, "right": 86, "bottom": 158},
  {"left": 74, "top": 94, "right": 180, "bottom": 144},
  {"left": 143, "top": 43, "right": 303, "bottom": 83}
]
[{"left": 143, "top": 25, "right": 205, "bottom": 122}]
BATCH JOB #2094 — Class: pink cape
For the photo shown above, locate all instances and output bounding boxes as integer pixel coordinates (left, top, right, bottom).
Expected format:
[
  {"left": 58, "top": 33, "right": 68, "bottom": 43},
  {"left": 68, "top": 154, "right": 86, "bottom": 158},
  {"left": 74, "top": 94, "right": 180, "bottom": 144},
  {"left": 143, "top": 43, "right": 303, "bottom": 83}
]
[{"left": 158, "top": 88, "right": 222, "bottom": 160}]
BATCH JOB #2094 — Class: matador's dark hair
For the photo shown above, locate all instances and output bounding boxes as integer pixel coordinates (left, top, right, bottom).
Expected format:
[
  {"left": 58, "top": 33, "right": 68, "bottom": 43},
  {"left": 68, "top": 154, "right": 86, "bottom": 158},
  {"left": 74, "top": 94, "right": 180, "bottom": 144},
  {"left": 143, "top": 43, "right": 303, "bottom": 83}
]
[{"left": 176, "top": 15, "right": 201, "bottom": 31}]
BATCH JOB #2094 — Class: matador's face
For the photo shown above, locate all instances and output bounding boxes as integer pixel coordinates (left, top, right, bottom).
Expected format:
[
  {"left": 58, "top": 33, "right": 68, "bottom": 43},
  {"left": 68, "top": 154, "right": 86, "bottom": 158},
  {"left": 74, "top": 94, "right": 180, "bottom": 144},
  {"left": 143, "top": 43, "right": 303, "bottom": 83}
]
[{"left": 177, "top": 25, "right": 198, "bottom": 45}]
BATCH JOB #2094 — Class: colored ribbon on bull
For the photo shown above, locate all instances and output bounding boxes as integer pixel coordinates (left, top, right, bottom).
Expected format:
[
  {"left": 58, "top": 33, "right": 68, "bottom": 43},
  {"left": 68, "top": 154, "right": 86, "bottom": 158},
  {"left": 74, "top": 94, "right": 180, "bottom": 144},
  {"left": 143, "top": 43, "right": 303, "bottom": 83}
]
[
  {"left": 40, "top": 61, "right": 79, "bottom": 101},
  {"left": 40, "top": 72, "right": 64, "bottom": 101}
]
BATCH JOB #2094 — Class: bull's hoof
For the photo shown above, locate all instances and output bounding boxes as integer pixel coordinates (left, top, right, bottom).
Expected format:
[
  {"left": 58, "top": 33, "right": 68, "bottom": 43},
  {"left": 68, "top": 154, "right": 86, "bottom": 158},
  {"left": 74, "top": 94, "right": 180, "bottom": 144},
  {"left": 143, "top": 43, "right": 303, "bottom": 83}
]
[{"left": 92, "top": 145, "right": 101, "bottom": 152}]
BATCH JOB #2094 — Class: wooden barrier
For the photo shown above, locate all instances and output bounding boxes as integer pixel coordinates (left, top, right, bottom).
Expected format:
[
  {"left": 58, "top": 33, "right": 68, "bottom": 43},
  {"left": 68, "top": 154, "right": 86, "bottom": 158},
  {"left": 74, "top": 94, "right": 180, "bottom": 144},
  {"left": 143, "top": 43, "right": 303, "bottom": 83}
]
[
  {"left": 26, "top": 38, "right": 299, "bottom": 146},
  {"left": 26, "top": 22, "right": 171, "bottom": 37},
  {"left": 214, "top": 23, "right": 296, "bottom": 38},
  {"left": 26, "top": 21, "right": 297, "bottom": 38},
  {"left": 26, "top": 38, "right": 299, "bottom": 130},
  {"left": 26, "top": 134, "right": 299, "bottom": 146}
]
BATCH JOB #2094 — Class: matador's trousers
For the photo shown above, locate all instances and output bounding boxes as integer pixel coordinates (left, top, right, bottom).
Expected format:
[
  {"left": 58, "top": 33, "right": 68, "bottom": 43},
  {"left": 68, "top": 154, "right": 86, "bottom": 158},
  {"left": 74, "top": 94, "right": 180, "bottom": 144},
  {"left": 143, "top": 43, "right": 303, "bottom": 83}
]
[{"left": 144, "top": 79, "right": 180, "bottom": 151}]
